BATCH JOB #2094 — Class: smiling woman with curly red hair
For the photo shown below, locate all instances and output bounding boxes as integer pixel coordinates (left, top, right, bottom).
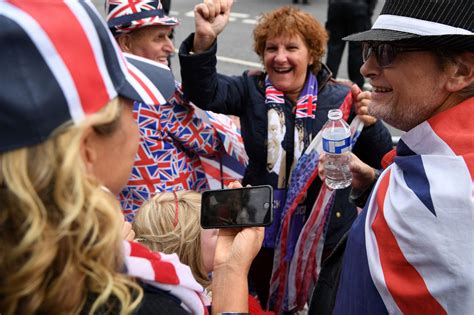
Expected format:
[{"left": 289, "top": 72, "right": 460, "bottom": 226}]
[
  {"left": 179, "top": 1, "right": 394, "bottom": 310},
  {"left": 253, "top": 6, "right": 328, "bottom": 75}
]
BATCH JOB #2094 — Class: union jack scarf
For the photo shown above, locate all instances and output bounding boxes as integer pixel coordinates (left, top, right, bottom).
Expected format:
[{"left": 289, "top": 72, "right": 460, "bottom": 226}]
[
  {"left": 334, "top": 97, "right": 474, "bottom": 314},
  {"left": 264, "top": 71, "right": 318, "bottom": 190},
  {"left": 124, "top": 240, "right": 210, "bottom": 314},
  {"left": 262, "top": 72, "right": 318, "bottom": 248},
  {"left": 268, "top": 91, "right": 364, "bottom": 313},
  {"left": 265, "top": 74, "right": 361, "bottom": 312}
]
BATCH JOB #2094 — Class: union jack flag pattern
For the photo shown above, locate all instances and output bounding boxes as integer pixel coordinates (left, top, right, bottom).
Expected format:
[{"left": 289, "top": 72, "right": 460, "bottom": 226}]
[
  {"left": 287, "top": 116, "right": 364, "bottom": 313},
  {"left": 106, "top": 0, "right": 178, "bottom": 36},
  {"left": 0, "top": 0, "right": 176, "bottom": 154},
  {"left": 295, "top": 90, "right": 317, "bottom": 120},
  {"left": 265, "top": 85, "right": 285, "bottom": 105},
  {"left": 124, "top": 240, "right": 210, "bottom": 314},
  {"left": 120, "top": 83, "right": 248, "bottom": 221},
  {"left": 268, "top": 91, "right": 363, "bottom": 313},
  {"left": 265, "top": 79, "right": 317, "bottom": 120},
  {"left": 205, "top": 112, "right": 248, "bottom": 166},
  {"left": 334, "top": 97, "right": 474, "bottom": 315},
  {"left": 194, "top": 109, "right": 249, "bottom": 189},
  {"left": 120, "top": 83, "right": 223, "bottom": 221}
]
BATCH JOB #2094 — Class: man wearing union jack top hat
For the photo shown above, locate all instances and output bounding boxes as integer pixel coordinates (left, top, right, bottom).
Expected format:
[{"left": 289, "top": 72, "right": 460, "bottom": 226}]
[
  {"left": 311, "top": 0, "right": 474, "bottom": 314},
  {"left": 106, "top": 0, "right": 248, "bottom": 222}
]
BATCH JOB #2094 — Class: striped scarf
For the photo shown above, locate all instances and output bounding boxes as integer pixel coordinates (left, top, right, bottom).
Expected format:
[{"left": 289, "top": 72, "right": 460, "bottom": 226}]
[
  {"left": 268, "top": 106, "right": 363, "bottom": 313},
  {"left": 124, "top": 240, "right": 210, "bottom": 314}
]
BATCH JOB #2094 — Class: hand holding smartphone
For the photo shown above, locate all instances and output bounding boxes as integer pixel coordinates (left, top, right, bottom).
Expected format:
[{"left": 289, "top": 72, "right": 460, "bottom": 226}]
[{"left": 201, "top": 185, "right": 274, "bottom": 229}]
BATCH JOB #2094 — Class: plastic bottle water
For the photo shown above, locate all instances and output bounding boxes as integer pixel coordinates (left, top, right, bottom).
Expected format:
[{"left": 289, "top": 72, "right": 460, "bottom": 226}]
[{"left": 322, "top": 109, "right": 352, "bottom": 189}]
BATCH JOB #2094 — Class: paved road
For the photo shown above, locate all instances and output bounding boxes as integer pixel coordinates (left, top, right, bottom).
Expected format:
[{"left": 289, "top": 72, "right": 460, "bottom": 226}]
[
  {"left": 169, "top": 0, "right": 381, "bottom": 80},
  {"left": 94, "top": 0, "right": 403, "bottom": 139},
  {"left": 95, "top": 0, "right": 382, "bottom": 80}
]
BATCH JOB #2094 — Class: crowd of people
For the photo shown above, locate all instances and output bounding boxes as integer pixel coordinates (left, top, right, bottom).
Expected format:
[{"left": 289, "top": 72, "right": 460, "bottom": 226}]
[
  {"left": 179, "top": 1, "right": 392, "bottom": 306},
  {"left": 0, "top": 0, "right": 472, "bottom": 314}
]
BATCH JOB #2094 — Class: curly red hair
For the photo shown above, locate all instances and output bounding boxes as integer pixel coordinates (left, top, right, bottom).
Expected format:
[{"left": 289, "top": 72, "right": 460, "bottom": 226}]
[{"left": 253, "top": 6, "right": 328, "bottom": 74}]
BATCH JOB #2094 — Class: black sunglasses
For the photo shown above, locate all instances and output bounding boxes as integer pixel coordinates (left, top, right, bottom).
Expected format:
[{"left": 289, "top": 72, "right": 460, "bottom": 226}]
[{"left": 362, "top": 43, "right": 428, "bottom": 68}]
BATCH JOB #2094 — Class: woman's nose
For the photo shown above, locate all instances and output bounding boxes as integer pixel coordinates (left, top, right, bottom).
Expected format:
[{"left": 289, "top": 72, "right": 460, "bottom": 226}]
[{"left": 274, "top": 48, "right": 287, "bottom": 62}]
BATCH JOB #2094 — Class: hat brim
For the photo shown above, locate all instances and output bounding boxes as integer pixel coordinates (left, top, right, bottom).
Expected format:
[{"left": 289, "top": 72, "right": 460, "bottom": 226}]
[
  {"left": 109, "top": 16, "right": 179, "bottom": 36},
  {"left": 344, "top": 29, "right": 474, "bottom": 51},
  {"left": 119, "top": 53, "right": 175, "bottom": 106},
  {"left": 108, "top": 17, "right": 179, "bottom": 28},
  {"left": 344, "top": 29, "right": 419, "bottom": 42}
]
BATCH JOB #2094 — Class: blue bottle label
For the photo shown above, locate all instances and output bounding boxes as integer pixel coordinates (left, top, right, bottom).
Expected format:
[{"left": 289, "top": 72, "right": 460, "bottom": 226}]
[{"left": 322, "top": 136, "right": 351, "bottom": 154}]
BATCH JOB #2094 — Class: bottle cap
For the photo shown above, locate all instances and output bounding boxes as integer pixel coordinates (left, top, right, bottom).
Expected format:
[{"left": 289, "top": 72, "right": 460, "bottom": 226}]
[{"left": 328, "top": 109, "right": 343, "bottom": 120}]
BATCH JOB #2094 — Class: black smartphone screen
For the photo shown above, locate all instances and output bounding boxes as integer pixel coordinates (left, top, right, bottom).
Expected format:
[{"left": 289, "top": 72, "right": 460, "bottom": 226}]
[{"left": 201, "top": 185, "right": 273, "bottom": 228}]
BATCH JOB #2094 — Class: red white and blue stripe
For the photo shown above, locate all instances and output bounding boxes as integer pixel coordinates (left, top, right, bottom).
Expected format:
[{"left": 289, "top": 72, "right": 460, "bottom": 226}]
[
  {"left": 106, "top": 0, "right": 179, "bottom": 36},
  {"left": 334, "top": 97, "right": 474, "bottom": 315},
  {"left": 119, "top": 83, "right": 248, "bottom": 221},
  {"left": 268, "top": 92, "right": 361, "bottom": 312},
  {"left": 124, "top": 240, "right": 210, "bottom": 314},
  {"left": 0, "top": 0, "right": 174, "bottom": 153},
  {"left": 194, "top": 108, "right": 249, "bottom": 189}
]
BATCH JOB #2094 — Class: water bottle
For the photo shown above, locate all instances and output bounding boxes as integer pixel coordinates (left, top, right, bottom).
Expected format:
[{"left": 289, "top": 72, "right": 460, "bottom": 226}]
[{"left": 322, "top": 109, "right": 352, "bottom": 189}]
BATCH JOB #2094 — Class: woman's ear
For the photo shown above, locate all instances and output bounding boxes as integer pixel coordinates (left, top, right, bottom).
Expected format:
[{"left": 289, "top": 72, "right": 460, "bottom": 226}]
[
  {"left": 79, "top": 126, "right": 98, "bottom": 175},
  {"left": 117, "top": 34, "right": 133, "bottom": 53},
  {"left": 445, "top": 52, "right": 474, "bottom": 93}
]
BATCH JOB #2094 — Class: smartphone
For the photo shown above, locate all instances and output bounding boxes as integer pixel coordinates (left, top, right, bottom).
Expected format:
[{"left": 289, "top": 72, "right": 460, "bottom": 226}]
[{"left": 201, "top": 185, "right": 273, "bottom": 229}]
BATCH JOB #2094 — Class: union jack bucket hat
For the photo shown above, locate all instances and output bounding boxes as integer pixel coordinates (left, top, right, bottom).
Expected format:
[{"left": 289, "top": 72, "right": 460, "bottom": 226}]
[
  {"left": 106, "top": 0, "right": 179, "bottom": 37},
  {"left": 0, "top": 0, "right": 175, "bottom": 153},
  {"left": 344, "top": 0, "right": 473, "bottom": 51}
]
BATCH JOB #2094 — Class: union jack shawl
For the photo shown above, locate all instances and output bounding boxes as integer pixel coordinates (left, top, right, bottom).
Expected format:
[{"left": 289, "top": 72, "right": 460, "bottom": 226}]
[{"left": 334, "top": 97, "right": 474, "bottom": 314}]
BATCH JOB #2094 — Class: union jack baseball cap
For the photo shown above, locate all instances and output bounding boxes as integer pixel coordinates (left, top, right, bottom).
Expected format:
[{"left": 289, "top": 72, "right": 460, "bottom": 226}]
[
  {"left": 0, "top": 0, "right": 175, "bottom": 153},
  {"left": 106, "top": 0, "right": 179, "bottom": 37}
]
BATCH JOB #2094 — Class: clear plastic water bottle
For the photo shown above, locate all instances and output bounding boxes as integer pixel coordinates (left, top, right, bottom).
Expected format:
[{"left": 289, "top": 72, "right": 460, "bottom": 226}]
[{"left": 322, "top": 109, "right": 352, "bottom": 189}]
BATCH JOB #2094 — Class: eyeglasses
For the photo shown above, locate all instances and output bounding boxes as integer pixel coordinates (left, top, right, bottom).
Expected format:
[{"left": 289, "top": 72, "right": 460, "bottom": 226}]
[{"left": 362, "top": 43, "right": 428, "bottom": 68}]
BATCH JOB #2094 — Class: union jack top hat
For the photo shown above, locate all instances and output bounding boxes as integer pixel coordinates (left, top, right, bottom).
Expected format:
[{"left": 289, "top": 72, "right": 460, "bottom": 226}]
[
  {"left": 345, "top": 0, "right": 473, "bottom": 51},
  {"left": 106, "top": 0, "right": 179, "bottom": 37},
  {"left": 0, "top": 0, "right": 175, "bottom": 153}
]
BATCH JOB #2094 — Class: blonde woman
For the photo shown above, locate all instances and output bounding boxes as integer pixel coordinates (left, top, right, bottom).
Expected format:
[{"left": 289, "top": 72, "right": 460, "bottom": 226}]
[
  {"left": 133, "top": 187, "right": 276, "bottom": 315},
  {"left": 0, "top": 1, "right": 262, "bottom": 315},
  {"left": 133, "top": 191, "right": 218, "bottom": 290},
  {"left": 1, "top": 97, "right": 139, "bottom": 314}
]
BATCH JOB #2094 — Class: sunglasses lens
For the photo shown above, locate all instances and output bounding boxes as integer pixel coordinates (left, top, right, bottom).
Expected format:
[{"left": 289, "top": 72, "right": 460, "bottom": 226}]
[
  {"left": 378, "top": 44, "right": 396, "bottom": 67},
  {"left": 362, "top": 43, "right": 399, "bottom": 67},
  {"left": 362, "top": 43, "right": 371, "bottom": 62}
]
